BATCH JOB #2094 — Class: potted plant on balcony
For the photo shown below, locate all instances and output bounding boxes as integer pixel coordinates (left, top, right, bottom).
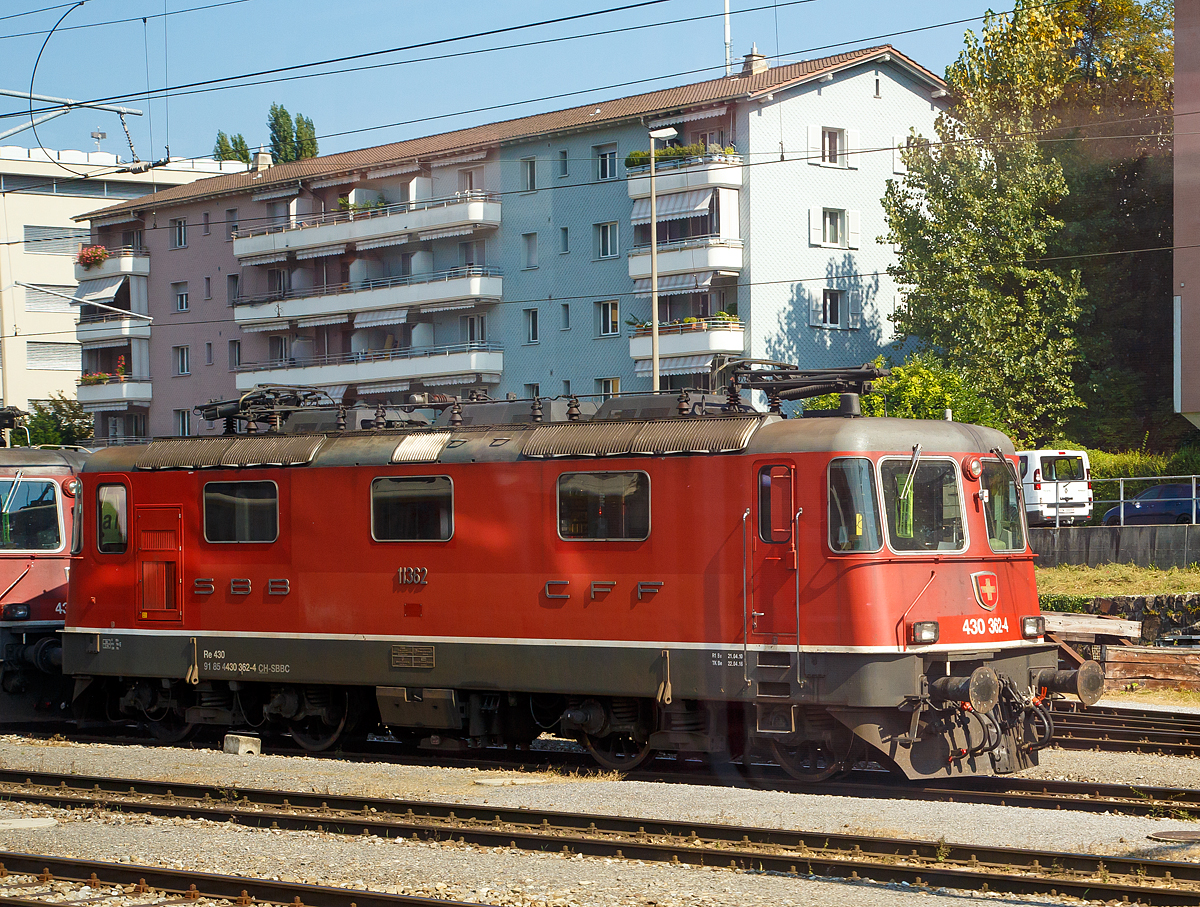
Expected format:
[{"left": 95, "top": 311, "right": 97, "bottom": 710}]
[
  {"left": 115, "top": 355, "right": 126, "bottom": 381},
  {"left": 80, "top": 372, "right": 111, "bottom": 386},
  {"left": 76, "top": 245, "right": 109, "bottom": 269}
]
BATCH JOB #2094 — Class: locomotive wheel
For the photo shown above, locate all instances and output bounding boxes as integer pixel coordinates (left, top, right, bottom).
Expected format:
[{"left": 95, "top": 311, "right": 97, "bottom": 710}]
[
  {"left": 580, "top": 731, "right": 653, "bottom": 771},
  {"left": 147, "top": 712, "right": 197, "bottom": 745},
  {"left": 770, "top": 739, "right": 841, "bottom": 782},
  {"left": 288, "top": 691, "right": 349, "bottom": 753}
]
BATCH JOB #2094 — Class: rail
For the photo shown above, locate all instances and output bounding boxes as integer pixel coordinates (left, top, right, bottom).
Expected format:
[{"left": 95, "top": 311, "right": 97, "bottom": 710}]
[
  {"left": 78, "top": 309, "right": 139, "bottom": 324},
  {"left": 629, "top": 235, "right": 743, "bottom": 253},
  {"left": 231, "top": 190, "right": 499, "bottom": 239},
  {"left": 77, "top": 374, "right": 150, "bottom": 386},
  {"left": 630, "top": 316, "right": 742, "bottom": 337},
  {"left": 1030, "top": 472, "right": 1200, "bottom": 527},
  {"left": 232, "top": 265, "right": 502, "bottom": 307},
  {"left": 235, "top": 340, "right": 503, "bottom": 373},
  {"left": 94, "top": 245, "right": 148, "bottom": 257},
  {"left": 625, "top": 152, "right": 743, "bottom": 173}
]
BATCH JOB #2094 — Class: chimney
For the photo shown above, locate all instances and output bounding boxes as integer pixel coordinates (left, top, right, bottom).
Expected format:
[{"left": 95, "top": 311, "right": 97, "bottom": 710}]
[
  {"left": 253, "top": 147, "right": 273, "bottom": 172},
  {"left": 741, "top": 43, "right": 768, "bottom": 76}
]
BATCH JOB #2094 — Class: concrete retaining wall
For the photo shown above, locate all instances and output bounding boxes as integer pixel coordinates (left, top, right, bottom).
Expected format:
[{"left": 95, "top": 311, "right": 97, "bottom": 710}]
[{"left": 1029, "top": 526, "right": 1200, "bottom": 569}]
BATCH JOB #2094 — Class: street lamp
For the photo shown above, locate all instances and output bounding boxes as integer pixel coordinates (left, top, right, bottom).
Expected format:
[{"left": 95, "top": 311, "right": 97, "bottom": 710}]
[{"left": 648, "top": 126, "right": 677, "bottom": 392}]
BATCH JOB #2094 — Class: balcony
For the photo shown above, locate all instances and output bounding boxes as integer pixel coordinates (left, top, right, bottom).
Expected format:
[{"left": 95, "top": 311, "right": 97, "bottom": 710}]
[
  {"left": 628, "top": 237, "right": 743, "bottom": 279},
  {"left": 233, "top": 267, "right": 503, "bottom": 329},
  {"left": 626, "top": 154, "right": 742, "bottom": 198},
  {"left": 76, "top": 311, "right": 151, "bottom": 345},
  {"left": 629, "top": 317, "right": 745, "bottom": 363},
  {"left": 74, "top": 247, "right": 149, "bottom": 282},
  {"left": 233, "top": 341, "right": 504, "bottom": 393},
  {"left": 76, "top": 375, "right": 153, "bottom": 410},
  {"left": 232, "top": 192, "right": 501, "bottom": 260}
]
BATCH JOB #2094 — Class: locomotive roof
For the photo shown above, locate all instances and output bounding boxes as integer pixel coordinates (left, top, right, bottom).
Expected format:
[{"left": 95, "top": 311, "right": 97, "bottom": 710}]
[
  {"left": 0, "top": 447, "right": 90, "bottom": 472},
  {"left": 81, "top": 415, "right": 1015, "bottom": 472}
]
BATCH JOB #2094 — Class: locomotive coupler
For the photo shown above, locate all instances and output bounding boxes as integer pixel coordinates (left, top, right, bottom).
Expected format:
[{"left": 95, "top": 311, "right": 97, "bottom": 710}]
[
  {"left": 1031, "top": 661, "right": 1104, "bottom": 707},
  {"left": 929, "top": 666, "right": 1000, "bottom": 714}
]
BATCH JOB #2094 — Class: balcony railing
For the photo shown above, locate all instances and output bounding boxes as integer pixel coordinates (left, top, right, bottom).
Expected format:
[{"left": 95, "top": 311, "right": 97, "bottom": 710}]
[
  {"left": 78, "top": 309, "right": 134, "bottom": 324},
  {"left": 625, "top": 152, "right": 742, "bottom": 174},
  {"left": 77, "top": 374, "right": 149, "bottom": 386},
  {"left": 630, "top": 236, "right": 743, "bottom": 253},
  {"left": 232, "top": 191, "right": 499, "bottom": 240},
  {"left": 235, "top": 340, "right": 504, "bottom": 373},
  {"left": 234, "top": 266, "right": 502, "bottom": 308},
  {"left": 98, "top": 245, "right": 148, "bottom": 257},
  {"left": 630, "top": 317, "right": 743, "bottom": 338}
]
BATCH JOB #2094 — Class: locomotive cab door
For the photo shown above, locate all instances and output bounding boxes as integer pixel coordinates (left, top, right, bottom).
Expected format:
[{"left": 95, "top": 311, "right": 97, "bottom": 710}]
[
  {"left": 135, "top": 506, "right": 183, "bottom": 623},
  {"left": 750, "top": 463, "right": 798, "bottom": 639}
]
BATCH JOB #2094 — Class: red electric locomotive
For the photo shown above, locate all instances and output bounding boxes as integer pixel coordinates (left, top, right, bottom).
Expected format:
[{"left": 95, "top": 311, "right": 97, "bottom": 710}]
[
  {"left": 62, "top": 371, "right": 1101, "bottom": 778},
  {"left": 0, "top": 443, "right": 89, "bottom": 720}
]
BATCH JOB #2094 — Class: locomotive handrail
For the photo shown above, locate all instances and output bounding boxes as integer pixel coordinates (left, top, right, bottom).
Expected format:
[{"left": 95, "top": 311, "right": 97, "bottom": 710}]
[
  {"left": 795, "top": 508, "right": 803, "bottom": 685},
  {"left": 741, "top": 507, "right": 750, "bottom": 687}
]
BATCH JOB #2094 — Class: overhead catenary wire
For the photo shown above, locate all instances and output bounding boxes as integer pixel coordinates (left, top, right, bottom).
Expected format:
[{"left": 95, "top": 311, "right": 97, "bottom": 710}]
[{"left": 0, "top": 0, "right": 258, "bottom": 43}]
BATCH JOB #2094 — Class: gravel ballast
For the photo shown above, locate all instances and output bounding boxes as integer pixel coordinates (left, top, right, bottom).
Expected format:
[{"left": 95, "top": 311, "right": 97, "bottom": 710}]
[{"left": 0, "top": 737, "right": 1195, "bottom": 906}]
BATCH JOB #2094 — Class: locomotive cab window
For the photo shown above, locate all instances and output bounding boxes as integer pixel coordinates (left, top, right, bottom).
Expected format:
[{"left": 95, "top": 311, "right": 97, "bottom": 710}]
[
  {"left": 0, "top": 478, "right": 61, "bottom": 551},
  {"left": 96, "top": 483, "right": 127, "bottom": 554},
  {"left": 558, "top": 472, "right": 649, "bottom": 541},
  {"left": 758, "top": 465, "right": 794, "bottom": 543},
  {"left": 372, "top": 476, "right": 453, "bottom": 541},
  {"left": 880, "top": 458, "right": 965, "bottom": 552},
  {"left": 204, "top": 482, "right": 278, "bottom": 543},
  {"left": 828, "top": 458, "right": 883, "bottom": 552},
  {"left": 982, "top": 459, "right": 1025, "bottom": 552}
]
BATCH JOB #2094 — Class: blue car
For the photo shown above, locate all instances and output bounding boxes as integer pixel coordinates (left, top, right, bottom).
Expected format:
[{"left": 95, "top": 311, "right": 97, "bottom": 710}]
[{"left": 1103, "top": 483, "right": 1198, "bottom": 525}]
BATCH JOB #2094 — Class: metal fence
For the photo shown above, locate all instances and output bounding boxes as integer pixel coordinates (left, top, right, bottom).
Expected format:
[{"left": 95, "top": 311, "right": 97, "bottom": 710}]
[{"left": 1031, "top": 474, "right": 1200, "bottom": 527}]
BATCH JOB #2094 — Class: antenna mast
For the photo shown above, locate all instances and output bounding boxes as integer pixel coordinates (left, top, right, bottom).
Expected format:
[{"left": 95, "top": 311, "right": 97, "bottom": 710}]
[{"left": 724, "top": 0, "right": 732, "bottom": 75}]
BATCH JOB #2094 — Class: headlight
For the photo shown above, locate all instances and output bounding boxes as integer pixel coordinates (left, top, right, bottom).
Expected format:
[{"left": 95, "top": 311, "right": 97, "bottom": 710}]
[
  {"left": 908, "top": 620, "right": 940, "bottom": 644},
  {"left": 1021, "top": 615, "right": 1045, "bottom": 639},
  {"left": 2, "top": 603, "right": 30, "bottom": 620}
]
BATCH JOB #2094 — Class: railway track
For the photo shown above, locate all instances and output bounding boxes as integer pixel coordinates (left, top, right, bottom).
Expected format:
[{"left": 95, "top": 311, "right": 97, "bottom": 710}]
[
  {"left": 2, "top": 773, "right": 1200, "bottom": 905},
  {"left": 1051, "top": 702, "right": 1200, "bottom": 757}
]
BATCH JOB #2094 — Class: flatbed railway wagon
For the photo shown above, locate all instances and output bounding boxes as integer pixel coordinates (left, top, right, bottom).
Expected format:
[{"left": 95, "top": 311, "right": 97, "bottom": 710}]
[
  {"left": 0, "top": 446, "right": 89, "bottom": 720},
  {"left": 62, "top": 374, "right": 1101, "bottom": 778}
]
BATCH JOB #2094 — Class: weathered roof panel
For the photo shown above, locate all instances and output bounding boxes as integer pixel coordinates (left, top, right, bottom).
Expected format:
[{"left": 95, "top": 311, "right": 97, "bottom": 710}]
[
  {"left": 220, "top": 436, "right": 324, "bottom": 467},
  {"left": 629, "top": 416, "right": 762, "bottom": 455},
  {"left": 134, "top": 438, "right": 235, "bottom": 470},
  {"left": 391, "top": 432, "right": 452, "bottom": 463}
]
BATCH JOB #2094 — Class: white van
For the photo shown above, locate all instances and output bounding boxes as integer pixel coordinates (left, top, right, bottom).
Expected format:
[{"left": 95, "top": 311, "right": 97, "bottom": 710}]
[{"left": 1017, "top": 450, "right": 1093, "bottom": 526}]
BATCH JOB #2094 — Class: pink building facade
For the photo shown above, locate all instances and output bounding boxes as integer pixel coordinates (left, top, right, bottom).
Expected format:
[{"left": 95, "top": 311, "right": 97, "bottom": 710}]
[{"left": 1177, "top": 1, "right": 1200, "bottom": 427}]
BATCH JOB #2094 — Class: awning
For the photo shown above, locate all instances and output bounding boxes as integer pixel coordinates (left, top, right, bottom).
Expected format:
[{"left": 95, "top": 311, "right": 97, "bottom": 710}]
[
  {"left": 421, "top": 372, "right": 500, "bottom": 387},
  {"left": 356, "top": 234, "right": 410, "bottom": 252},
  {"left": 242, "top": 251, "right": 290, "bottom": 266},
  {"left": 81, "top": 401, "right": 130, "bottom": 413},
  {"left": 630, "top": 188, "right": 713, "bottom": 225},
  {"left": 357, "top": 379, "right": 410, "bottom": 395},
  {"left": 72, "top": 275, "right": 126, "bottom": 305},
  {"left": 318, "top": 384, "right": 347, "bottom": 400},
  {"left": 354, "top": 308, "right": 408, "bottom": 328},
  {"left": 81, "top": 338, "right": 132, "bottom": 350},
  {"left": 240, "top": 320, "right": 289, "bottom": 333},
  {"left": 252, "top": 186, "right": 300, "bottom": 202},
  {"left": 421, "top": 301, "right": 477, "bottom": 313},
  {"left": 648, "top": 105, "right": 727, "bottom": 129},
  {"left": 295, "top": 243, "right": 347, "bottom": 260},
  {"left": 418, "top": 226, "right": 478, "bottom": 241},
  {"left": 297, "top": 314, "right": 348, "bottom": 328},
  {"left": 634, "top": 354, "right": 714, "bottom": 377},
  {"left": 633, "top": 272, "right": 715, "bottom": 298}
]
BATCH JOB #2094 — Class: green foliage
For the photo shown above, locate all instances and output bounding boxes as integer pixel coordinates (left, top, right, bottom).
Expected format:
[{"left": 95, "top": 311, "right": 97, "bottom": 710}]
[
  {"left": 1038, "top": 593, "right": 1093, "bottom": 613},
  {"left": 268, "top": 103, "right": 296, "bottom": 164},
  {"left": 884, "top": 1, "right": 1087, "bottom": 446},
  {"left": 805, "top": 354, "right": 1004, "bottom": 428},
  {"left": 26, "top": 394, "right": 92, "bottom": 446},
  {"left": 213, "top": 130, "right": 250, "bottom": 163},
  {"left": 293, "top": 113, "right": 318, "bottom": 160},
  {"left": 1083, "top": 446, "right": 1200, "bottom": 479},
  {"left": 624, "top": 142, "right": 719, "bottom": 168}
]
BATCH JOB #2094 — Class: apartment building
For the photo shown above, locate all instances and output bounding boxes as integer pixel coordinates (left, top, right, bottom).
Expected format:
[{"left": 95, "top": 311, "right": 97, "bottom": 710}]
[
  {"left": 77, "top": 44, "right": 947, "bottom": 438},
  {"left": 0, "top": 147, "right": 243, "bottom": 417},
  {"left": 1178, "top": 2, "right": 1200, "bottom": 428}
]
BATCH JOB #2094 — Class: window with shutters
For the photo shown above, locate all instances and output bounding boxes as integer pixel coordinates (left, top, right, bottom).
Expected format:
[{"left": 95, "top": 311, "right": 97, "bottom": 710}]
[
  {"left": 26, "top": 342, "right": 81, "bottom": 371},
  {"left": 808, "top": 125, "right": 858, "bottom": 169},
  {"left": 822, "top": 129, "right": 842, "bottom": 165},
  {"left": 809, "top": 287, "right": 861, "bottom": 331},
  {"left": 810, "top": 207, "right": 860, "bottom": 249},
  {"left": 822, "top": 289, "right": 842, "bottom": 327},
  {"left": 204, "top": 481, "right": 278, "bottom": 543}
]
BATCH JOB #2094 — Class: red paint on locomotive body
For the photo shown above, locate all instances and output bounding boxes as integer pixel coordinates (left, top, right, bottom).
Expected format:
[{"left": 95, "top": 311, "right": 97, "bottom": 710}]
[{"left": 62, "top": 413, "right": 1091, "bottom": 777}]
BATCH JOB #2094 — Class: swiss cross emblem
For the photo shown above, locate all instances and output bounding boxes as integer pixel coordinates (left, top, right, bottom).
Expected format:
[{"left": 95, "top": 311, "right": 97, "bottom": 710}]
[{"left": 972, "top": 571, "right": 1000, "bottom": 611}]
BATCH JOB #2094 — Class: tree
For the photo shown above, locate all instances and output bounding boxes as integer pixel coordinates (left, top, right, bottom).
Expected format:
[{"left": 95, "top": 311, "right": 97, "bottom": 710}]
[
  {"left": 213, "top": 130, "right": 250, "bottom": 164},
  {"left": 883, "top": 1, "right": 1086, "bottom": 446},
  {"left": 26, "top": 394, "right": 92, "bottom": 446},
  {"left": 293, "top": 114, "right": 318, "bottom": 160},
  {"left": 805, "top": 355, "right": 1004, "bottom": 428},
  {"left": 268, "top": 103, "right": 296, "bottom": 164}
]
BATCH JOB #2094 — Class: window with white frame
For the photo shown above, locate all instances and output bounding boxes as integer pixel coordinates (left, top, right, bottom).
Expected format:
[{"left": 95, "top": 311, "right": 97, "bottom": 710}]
[
  {"left": 522, "top": 232, "right": 538, "bottom": 269},
  {"left": 170, "top": 218, "right": 187, "bottom": 248},
  {"left": 228, "top": 339, "right": 241, "bottom": 369},
  {"left": 595, "top": 144, "right": 617, "bottom": 180},
  {"left": 172, "top": 281, "right": 189, "bottom": 312},
  {"left": 173, "top": 345, "right": 190, "bottom": 376},
  {"left": 226, "top": 274, "right": 239, "bottom": 304},
  {"left": 268, "top": 335, "right": 288, "bottom": 363},
  {"left": 525, "top": 308, "right": 539, "bottom": 343},
  {"left": 558, "top": 149, "right": 568, "bottom": 177},
  {"left": 559, "top": 226, "right": 569, "bottom": 254},
  {"left": 461, "top": 313, "right": 486, "bottom": 343},
  {"left": 174, "top": 409, "right": 191, "bottom": 437},
  {"left": 810, "top": 287, "right": 862, "bottom": 330},
  {"left": 810, "top": 207, "right": 860, "bottom": 249},
  {"left": 695, "top": 129, "right": 725, "bottom": 150},
  {"left": 822, "top": 289, "right": 842, "bottom": 327},
  {"left": 458, "top": 240, "right": 483, "bottom": 267},
  {"left": 596, "top": 377, "right": 620, "bottom": 400},
  {"left": 560, "top": 302, "right": 571, "bottom": 330},
  {"left": 822, "top": 128, "right": 842, "bottom": 165},
  {"left": 823, "top": 209, "right": 842, "bottom": 245},
  {"left": 267, "top": 268, "right": 289, "bottom": 295},
  {"left": 521, "top": 157, "right": 536, "bottom": 191},
  {"left": 596, "top": 222, "right": 618, "bottom": 259},
  {"left": 457, "top": 168, "right": 476, "bottom": 192},
  {"left": 597, "top": 299, "right": 619, "bottom": 336},
  {"left": 524, "top": 383, "right": 540, "bottom": 399}
]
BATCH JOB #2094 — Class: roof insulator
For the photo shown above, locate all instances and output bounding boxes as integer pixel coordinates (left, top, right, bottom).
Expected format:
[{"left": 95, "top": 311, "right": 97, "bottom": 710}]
[
  {"left": 726, "top": 380, "right": 742, "bottom": 410},
  {"left": 531, "top": 397, "right": 543, "bottom": 423},
  {"left": 449, "top": 402, "right": 463, "bottom": 428},
  {"left": 566, "top": 396, "right": 581, "bottom": 421},
  {"left": 336, "top": 405, "right": 347, "bottom": 432},
  {"left": 374, "top": 404, "right": 386, "bottom": 430},
  {"left": 676, "top": 390, "right": 691, "bottom": 417}
]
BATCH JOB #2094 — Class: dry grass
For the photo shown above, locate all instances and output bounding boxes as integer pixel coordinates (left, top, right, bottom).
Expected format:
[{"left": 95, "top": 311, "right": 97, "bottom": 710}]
[
  {"left": 1035, "top": 563, "right": 1200, "bottom": 597},
  {"left": 1102, "top": 686, "right": 1200, "bottom": 707}
]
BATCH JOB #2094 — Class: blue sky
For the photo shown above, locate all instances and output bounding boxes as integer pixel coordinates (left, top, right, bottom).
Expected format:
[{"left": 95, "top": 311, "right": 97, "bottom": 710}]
[{"left": 1, "top": 0, "right": 1000, "bottom": 162}]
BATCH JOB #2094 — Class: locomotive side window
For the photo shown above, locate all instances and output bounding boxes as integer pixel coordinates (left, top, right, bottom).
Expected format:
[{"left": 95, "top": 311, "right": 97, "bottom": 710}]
[
  {"left": 372, "top": 476, "right": 453, "bottom": 541},
  {"left": 828, "top": 458, "right": 882, "bottom": 552},
  {"left": 982, "top": 460, "right": 1025, "bottom": 552},
  {"left": 96, "top": 484, "right": 128, "bottom": 553},
  {"left": 204, "top": 482, "right": 278, "bottom": 543},
  {"left": 0, "top": 479, "right": 60, "bottom": 551},
  {"left": 880, "top": 459, "right": 965, "bottom": 552},
  {"left": 758, "top": 466, "right": 793, "bottom": 543},
  {"left": 558, "top": 472, "right": 649, "bottom": 541}
]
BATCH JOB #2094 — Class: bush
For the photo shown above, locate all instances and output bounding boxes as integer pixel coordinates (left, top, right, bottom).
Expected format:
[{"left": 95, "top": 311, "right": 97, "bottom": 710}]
[
  {"left": 1038, "top": 593, "right": 1093, "bottom": 613},
  {"left": 624, "top": 142, "right": 711, "bottom": 169}
]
